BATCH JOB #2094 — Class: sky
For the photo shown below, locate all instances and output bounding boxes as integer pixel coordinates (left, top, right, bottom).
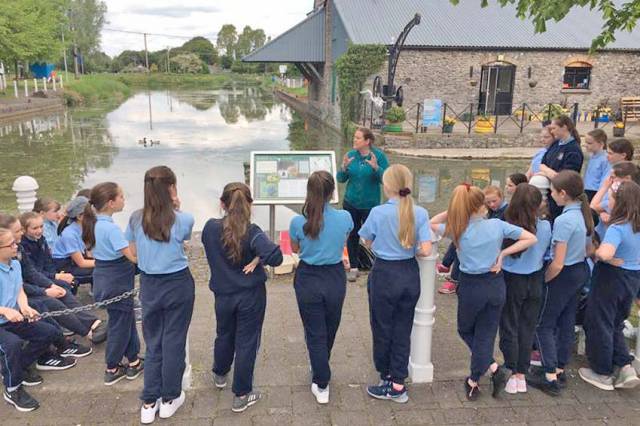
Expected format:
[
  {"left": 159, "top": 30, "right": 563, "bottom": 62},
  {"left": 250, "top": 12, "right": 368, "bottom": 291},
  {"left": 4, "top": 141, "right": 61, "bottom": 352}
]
[{"left": 100, "top": 0, "right": 313, "bottom": 57}]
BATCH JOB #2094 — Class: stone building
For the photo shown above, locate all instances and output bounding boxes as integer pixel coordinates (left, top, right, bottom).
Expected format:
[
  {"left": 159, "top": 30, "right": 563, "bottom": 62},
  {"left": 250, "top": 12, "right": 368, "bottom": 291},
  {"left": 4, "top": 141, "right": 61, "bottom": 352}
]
[{"left": 244, "top": 0, "right": 640, "bottom": 127}]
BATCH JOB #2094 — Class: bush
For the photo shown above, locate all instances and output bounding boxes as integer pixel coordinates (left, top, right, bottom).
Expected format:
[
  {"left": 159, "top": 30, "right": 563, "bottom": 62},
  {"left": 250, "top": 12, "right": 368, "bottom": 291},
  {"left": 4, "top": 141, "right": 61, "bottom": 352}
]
[
  {"left": 385, "top": 106, "right": 406, "bottom": 123},
  {"left": 170, "top": 53, "right": 207, "bottom": 74}
]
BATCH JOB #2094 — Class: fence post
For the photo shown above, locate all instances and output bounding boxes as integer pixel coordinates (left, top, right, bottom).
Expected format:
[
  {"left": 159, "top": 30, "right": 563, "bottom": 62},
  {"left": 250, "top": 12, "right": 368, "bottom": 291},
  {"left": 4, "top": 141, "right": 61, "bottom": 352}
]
[
  {"left": 520, "top": 103, "right": 526, "bottom": 133},
  {"left": 362, "top": 100, "right": 367, "bottom": 126},
  {"left": 547, "top": 104, "right": 552, "bottom": 123},
  {"left": 441, "top": 103, "right": 447, "bottom": 134},
  {"left": 369, "top": 101, "right": 373, "bottom": 128},
  {"left": 572, "top": 103, "right": 579, "bottom": 123},
  {"left": 416, "top": 103, "right": 421, "bottom": 133},
  {"left": 468, "top": 103, "right": 473, "bottom": 134},
  {"left": 493, "top": 112, "right": 498, "bottom": 133},
  {"left": 12, "top": 176, "right": 39, "bottom": 213},
  {"left": 594, "top": 109, "right": 599, "bottom": 129}
]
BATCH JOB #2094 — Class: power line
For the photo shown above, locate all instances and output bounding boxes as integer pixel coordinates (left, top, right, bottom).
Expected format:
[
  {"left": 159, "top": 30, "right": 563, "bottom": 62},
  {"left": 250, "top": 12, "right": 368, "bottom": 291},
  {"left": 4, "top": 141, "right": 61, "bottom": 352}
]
[{"left": 103, "top": 27, "right": 211, "bottom": 40}]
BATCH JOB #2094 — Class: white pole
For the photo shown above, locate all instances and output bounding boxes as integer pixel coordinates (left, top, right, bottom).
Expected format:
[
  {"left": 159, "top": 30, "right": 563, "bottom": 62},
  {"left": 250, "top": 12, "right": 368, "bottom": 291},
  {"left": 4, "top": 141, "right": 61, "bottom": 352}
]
[
  {"left": 43, "top": 77, "right": 47, "bottom": 92},
  {"left": 408, "top": 244, "right": 438, "bottom": 383},
  {"left": 633, "top": 326, "right": 640, "bottom": 374},
  {"left": 24, "top": 80, "right": 28, "bottom": 97},
  {"left": 182, "top": 332, "right": 192, "bottom": 390},
  {"left": 14, "top": 80, "right": 18, "bottom": 98},
  {"left": 34, "top": 78, "right": 38, "bottom": 92},
  {"left": 52, "top": 77, "right": 57, "bottom": 91},
  {"left": 12, "top": 176, "right": 39, "bottom": 213},
  {"left": 59, "top": 76, "right": 64, "bottom": 89}
]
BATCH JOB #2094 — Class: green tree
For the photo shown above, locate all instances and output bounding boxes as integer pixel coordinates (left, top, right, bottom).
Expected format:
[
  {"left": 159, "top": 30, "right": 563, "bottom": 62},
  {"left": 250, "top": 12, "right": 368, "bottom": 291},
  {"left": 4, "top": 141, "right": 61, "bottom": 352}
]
[
  {"left": 170, "top": 53, "right": 207, "bottom": 74},
  {"left": 236, "top": 26, "right": 266, "bottom": 57},
  {"left": 0, "top": 0, "right": 67, "bottom": 66},
  {"left": 84, "top": 51, "right": 111, "bottom": 72},
  {"left": 459, "top": 0, "right": 640, "bottom": 50},
  {"left": 216, "top": 24, "right": 237, "bottom": 55},
  {"left": 179, "top": 37, "right": 218, "bottom": 64},
  {"left": 67, "top": 0, "right": 107, "bottom": 73}
]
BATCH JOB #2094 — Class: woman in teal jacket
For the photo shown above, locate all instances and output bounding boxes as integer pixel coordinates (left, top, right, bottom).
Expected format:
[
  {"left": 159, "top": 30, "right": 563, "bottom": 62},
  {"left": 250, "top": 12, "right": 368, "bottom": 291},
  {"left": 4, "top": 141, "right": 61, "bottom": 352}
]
[{"left": 337, "top": 127, "right": 389, "bottom": 281}]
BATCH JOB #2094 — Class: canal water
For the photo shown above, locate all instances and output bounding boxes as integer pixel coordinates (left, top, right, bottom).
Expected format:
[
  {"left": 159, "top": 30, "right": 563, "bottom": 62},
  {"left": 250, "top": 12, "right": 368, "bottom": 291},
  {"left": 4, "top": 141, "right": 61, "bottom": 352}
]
[{"left": 0, "top": 84, "right": 529, "bottom": 230}]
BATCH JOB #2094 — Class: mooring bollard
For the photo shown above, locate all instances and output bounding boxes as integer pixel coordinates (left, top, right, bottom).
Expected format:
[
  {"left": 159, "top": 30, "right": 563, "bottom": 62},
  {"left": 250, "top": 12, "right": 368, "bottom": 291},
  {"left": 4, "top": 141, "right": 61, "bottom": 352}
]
[
  {"left": 633, "top": 326, "right": 640, "bottom": 374},
  {"left": 34, "top": 78, "right": 38, "bottom": 92},
  {"left": 24, "top": 80, "right": 28, "bottom": 97},
  {"left": 409, "top": 244, "right": 438, "bottom": 383},
  {"left": 12, "top": 176, "right": 39, "bottom": 213},
  {"left": 52, "top": 77, "right": 57, "bottom": 91},
  {"left": 59, "top": 76, "right": 64, "bottom": 89},
  {"left": 43, "top": 77, "right": 47, "bottom": 92},
  {"left": 13, "top": 80, "right": 18, "bottom": 98},
  {"left": 182, "top": 331, "right": 192, "bottom": 390}
]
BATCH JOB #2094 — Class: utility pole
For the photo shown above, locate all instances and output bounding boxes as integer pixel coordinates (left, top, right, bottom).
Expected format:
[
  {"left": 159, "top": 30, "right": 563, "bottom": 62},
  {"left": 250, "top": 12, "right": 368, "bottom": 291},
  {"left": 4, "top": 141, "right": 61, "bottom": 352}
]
[
  {"left": 73, "top": 45, "right": 80, "bottom": 79},
  {"left": 61, "top": 28, "right": 69, "bottom": 81},
  {"left": 166, "top": 47, "right": 170, "bottom": 73},
  {"left": 144, "top": 33, "right": 150, "bottom": 72}
]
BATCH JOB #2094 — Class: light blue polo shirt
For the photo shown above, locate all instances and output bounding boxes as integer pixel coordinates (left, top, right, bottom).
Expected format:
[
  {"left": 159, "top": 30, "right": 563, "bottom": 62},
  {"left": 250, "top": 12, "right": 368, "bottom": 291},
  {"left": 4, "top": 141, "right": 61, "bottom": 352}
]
[
  {"left": 125, "top": 210, "right": 194, "bottom": 274},
  {"left": 602, "top": 223, "right": 640, "bottom": 271},
  {"left": 584, "top": 151, "right": 611, "bottom": 191},
  {"left": 52, "top": 221, "right": 85, "bottom": 259},
  {"left": 503, "top": 219, "right": 552, "bottom": 274},
  {"left": 595, "top": 191, "right": 610, "bottom": 238},
  {"left": 0, "top": 260, "right": 23, "bottom": 325},
  {"left": 552, "top": 202, "right": 587, "bottom": 266},
  {"left": 93, "top": 215, "right": 129, "bottom": 261},
  {"left": 289, "top": 205, "right": 354, "bottom": 265},
  {"left": 43, "top": 219, "right": 58, "bottom": 248},
  {"left": 446, "top": 218, "right": 523, "bottom": 274},
  {"left": 358, "top": 199, "right": 432, "bottom": 260},
  {"left": 530, "top": 148, "right": 547, "bottom": 174}
]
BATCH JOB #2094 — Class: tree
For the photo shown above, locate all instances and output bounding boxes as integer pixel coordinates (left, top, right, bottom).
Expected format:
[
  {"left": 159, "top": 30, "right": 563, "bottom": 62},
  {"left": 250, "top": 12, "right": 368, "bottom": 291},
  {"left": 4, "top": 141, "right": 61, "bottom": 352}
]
[
  {"left": 216, "top": 24, "right": 237, "bottom": 55},
  {"left": 67, "top": 0, "right": 107, "bottom": 75},
  {"left": 170, "top": 53, "right": 207, "bottom": 74},
  {"left": 458, "top": 0, "right": 640, "bottom": 50},
  {"left": 179, "top": 37, "right": 218, "bottom": 64},
  {"left": 236, "top": 26, "right": 266, "bottom": 57}
]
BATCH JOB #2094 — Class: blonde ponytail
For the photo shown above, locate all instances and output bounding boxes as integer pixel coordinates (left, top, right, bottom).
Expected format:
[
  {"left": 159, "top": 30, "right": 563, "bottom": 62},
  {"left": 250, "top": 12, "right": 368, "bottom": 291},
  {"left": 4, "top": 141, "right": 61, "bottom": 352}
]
[{"left": 383, "top": 164, "right": 415, "bottom": 249}]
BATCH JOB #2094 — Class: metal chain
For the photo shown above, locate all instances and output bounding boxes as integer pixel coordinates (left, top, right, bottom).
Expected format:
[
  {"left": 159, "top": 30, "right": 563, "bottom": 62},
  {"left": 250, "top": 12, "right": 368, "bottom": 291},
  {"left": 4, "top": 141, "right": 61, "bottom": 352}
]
[{"left": 34, "top": 288, "right": 139, "bottom": 320}]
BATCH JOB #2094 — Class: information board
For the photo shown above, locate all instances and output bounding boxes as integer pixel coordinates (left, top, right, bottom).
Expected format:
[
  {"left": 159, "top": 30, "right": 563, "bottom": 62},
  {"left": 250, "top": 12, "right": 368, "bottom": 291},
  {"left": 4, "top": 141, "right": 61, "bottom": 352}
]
[
  {"left": 250, "top": 151, "right": 338, "bottom": 204},
  {"left": 422, "top": 99, "right": 443, "bottom": 127}
]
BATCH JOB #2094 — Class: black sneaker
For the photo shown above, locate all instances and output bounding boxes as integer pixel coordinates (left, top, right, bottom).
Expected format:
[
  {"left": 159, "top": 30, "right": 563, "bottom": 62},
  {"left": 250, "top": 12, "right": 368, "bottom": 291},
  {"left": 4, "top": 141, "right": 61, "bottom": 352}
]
[
  {"left": 491, "top": 365, "right": 509, "bottom": 397},
  {"left": 526, "top": 371, "right": 561, "bottom": 397},
  {"left": 36, "top": 354, "right": 76, "bottom": 371},
  {"left": 104, "top": 366, "right": 127, "bottom": 386},
  {"left": 21, "top": 368, "right": 43, "bottom": 386},
  {"left": 127, "top": 359, "right": 144, "bottom": 380},
  {"left": 557, "top": 371, "right": 568, "bottom": 388},
  {"left": 464, "top": 377, "right": 480, "bottom": 401},
  {"left": 89, "top": 322, "right": 107, "bottom": 344},
  {"left": 59, "top": 340, "right": 92, "bottom": 358},
  {"left": 3, "top": 386, "right": 39, "bottom": 412}
]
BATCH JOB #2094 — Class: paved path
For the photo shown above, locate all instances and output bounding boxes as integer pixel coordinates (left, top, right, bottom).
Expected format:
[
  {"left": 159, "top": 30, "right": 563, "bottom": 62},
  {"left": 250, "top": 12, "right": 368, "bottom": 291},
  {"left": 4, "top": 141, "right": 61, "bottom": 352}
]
[{"left": 3, "top": 240, "right": 640, "bottom": 425}]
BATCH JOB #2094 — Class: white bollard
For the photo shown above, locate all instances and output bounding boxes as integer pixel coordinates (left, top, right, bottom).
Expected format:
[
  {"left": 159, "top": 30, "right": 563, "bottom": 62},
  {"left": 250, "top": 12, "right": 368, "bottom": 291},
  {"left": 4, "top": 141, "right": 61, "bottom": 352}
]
[
  {"left": 633, "top": 325, "right": 640, "bottom": 374},
  {"left": 34, "top": 78, "right": 38, "bottom": 92},
  {"left": 13, "top": 80, "right": 18, "bottom": 98},
  {"left": 182, "top": 332, "right": 192, "bottom": 390},
  {"left": 52, "top": 77, "right": 57, "bottom": 91},
  {"left": 43, "top": 77, "right": 47, "bottom": 92},
  {"left": 409, "top": 249, "right": 438, "bottom": 383},
  {"left": 12, "top": 176, "right": 39, "bottom": 213},
  {"left": 24, "top": 80, "right": 28, "bottom": 97},
  {"left": 59, "top": 77, "right": 64, "bottom": 89}
]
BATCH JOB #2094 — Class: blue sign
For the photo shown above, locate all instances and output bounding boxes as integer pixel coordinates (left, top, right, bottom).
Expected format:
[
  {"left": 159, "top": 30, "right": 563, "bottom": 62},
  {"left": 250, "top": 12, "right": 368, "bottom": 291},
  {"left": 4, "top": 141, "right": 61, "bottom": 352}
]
[{"left": 423, "top": 99, "right": 442, "bottom": 127}]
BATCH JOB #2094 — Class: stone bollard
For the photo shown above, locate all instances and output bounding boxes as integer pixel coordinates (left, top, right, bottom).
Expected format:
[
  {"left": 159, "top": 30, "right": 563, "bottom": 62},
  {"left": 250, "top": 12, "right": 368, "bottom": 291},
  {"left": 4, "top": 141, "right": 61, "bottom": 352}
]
[
  {"left": 59, "top": 77, "right": 64, "bottom": 89},
  {"left": 34, "top": 78, "right": 38, "bottom": 92},
  {"left": 182, "top": 331, "right": 192, "bottom": 390},
  {"left": 43, "top": 77, "right": 47, "bottom": 92},
  {"left": 52, "top": 77, "right": 57, "bottom": 91},
  {"left": 12, "top": 176, "right": 39, "bottom": 213},
  {"left": 633, "top": 326, "right": 640, "bottom": 374},
  {"left": 13, "top": 80, "right": 18, "bottom": 98},
  {"left": 408, "top": 244, "right": 438, "bottom": 383}
]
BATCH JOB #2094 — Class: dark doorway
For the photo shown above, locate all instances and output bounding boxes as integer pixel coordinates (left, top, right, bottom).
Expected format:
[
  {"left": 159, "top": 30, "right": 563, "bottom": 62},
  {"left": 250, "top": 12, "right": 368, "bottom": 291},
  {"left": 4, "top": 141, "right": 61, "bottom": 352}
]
[{"left": 478, "top": 64, "right": 516, "bottom": 116}]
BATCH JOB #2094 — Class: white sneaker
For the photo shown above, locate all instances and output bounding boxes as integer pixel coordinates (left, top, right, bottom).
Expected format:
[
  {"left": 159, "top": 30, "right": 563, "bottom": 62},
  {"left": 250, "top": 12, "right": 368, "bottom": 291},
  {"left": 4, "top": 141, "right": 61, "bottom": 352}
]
[
  {"left": 311, "top": 383, "right": 329, "bottom": 404},
  {"left": 516, "top": 378, "right": 527, "bottom": 393},
  {"left": 140, "top": 399, "right": 161, "bottom": 424},
  {"left": 159, "top": 391, "right": 185, "bottom": 419},
  {"left": 504, "top": 376, "right": 518, "bottom": 394}
]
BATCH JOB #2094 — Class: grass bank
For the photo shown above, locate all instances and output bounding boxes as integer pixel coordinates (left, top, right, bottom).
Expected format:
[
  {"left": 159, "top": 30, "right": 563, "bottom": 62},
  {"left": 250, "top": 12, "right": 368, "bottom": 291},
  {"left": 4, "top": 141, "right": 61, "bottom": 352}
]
[{"left": 63, "top": 74, "right": 132, "bottom": 107}]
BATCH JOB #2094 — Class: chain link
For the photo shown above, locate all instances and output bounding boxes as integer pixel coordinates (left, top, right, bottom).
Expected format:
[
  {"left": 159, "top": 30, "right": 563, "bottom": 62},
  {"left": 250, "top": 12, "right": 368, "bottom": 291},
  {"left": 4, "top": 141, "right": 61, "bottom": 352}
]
[{"left": 34, "top": 288, "right": 139, "bottom": 320}]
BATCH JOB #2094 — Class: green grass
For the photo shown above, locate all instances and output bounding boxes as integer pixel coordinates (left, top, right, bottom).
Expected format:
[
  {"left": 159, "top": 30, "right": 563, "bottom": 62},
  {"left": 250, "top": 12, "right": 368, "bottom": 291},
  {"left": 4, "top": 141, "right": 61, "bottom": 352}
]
[
  {"left": 63, "top": 74, "right": 132, "bottom": 107},
  {"left": 114, "top": 72, "right": 270, "bottom": 89},
  {"left": 277, "top": 84, "right": 308, "bottom": 97}
]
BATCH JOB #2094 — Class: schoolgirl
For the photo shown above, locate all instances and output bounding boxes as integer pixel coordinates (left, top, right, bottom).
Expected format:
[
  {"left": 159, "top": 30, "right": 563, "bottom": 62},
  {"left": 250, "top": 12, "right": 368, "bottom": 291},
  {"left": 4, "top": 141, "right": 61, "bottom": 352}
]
[
  {"left": 499, "top": 184, "right": 552, "bottom": 394},
  {"left": 504, "top": 173, "right": 528, "bottom": 198},
  {"left": 51, "top": 196, "right": 94, "bottom": 286},
  {"left": 580, "top": 182, "right": 640, "bottom": 391},
  {"left": 431, "top": 184, "right": 536, "bottom": 400},
  {"left": 125, "top": 166, "right": 195, "bottom": 424},
  {"left": 529, "top": 170, "right": 593, "bottom": 396},
  {"left": 33, "top": 197, "right": 62, "bottom": 249},
  {"left": 484, "top": 186, "right": 508, "bottom": 219},
  {"left": 526, "top": 126, "right": 554, "bottom": 179},
  {"left": 82, "top": 182, "right": 143, "bottom": 386},
  {"left": 202, "top": 182, "right": 283, "bottom": 412},
  {"left": 583, "top": 129, "right": 609, "bottom": 202},
  {"left": 288, "top": 171, "right": 353, "bottom": 404},
  {"left": 359, "top": 164, "right": 432, "bottom": 403}
]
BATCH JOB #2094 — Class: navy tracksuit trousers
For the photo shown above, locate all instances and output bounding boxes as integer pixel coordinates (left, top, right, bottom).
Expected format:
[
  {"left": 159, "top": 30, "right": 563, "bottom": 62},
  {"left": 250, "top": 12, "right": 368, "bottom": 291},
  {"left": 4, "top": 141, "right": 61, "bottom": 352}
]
[
  {"left": 368, "top": 258, "right": 420, "bottom": 384},
  {"left": 457, "top": 271, "right": 506, "bottom": 382},
  {"left": 294, "top": 261, "right": 346, "bottom": 389},
  {"left": 29, "top": 291, "right": 97, "bottom": 336},
  {"left": 499, "top": 270, "right": 544, "bottom": 374},
  {"left": 584, "top": 262, "right": 640, "bottom": 375},
  {"left": 535, "top": 262, "right": 588, "bottom": 373},
  {"left": 343, "top": 200, "right": 371, "bottom": 270},
  {"left": 140, "top": 268, "right": 195, "bottom": 403},
  {"left": 212, "top": 284, "right": 266, "bottom": 396}
]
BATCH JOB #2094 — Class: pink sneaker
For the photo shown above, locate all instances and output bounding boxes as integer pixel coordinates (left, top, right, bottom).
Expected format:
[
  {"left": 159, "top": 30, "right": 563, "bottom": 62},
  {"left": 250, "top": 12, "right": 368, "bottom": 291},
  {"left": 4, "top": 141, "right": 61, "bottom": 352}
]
[
  {"left": 436, "top": 263, "right": 450, "bottom": 274},
  {"left": 438, "top": 281, "right": 457, "bottom": 294},
  {"left": 530, "top": 350, "right": 542, "bottom": 367},
  {"left": 505, "top": 376, "right": 518, "bottom": 394},
  {"left": 517, "top": 378, "right": 527, "bottom": 393}
]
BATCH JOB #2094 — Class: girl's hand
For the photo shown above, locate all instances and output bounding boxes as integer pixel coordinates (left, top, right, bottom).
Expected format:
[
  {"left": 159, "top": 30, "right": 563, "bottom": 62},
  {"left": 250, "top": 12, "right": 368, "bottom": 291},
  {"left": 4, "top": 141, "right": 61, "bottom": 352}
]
[
  {"left": 600, "top": 212, "right": 610, "bottom": 223},
  {"left": 55, "top": 272, "right": 74, "bottom": 284},
  {"left": 3, "top": 308, "right": 24, "bottom": 323},
  {"left": 606, "top": 257, "right": 625, "bottom": 267},
  {"left": 20, "top": 306, "right": 39, "bottom": 322},
  {"left": 172, "top": 195, "right": 181, "bottom": 210},
  {"left": 243, "top": 257, "right": 260, "bottom": 274},
  {"left": 490, "top": 254, "right": 503, "bottom": 273},
  {"left": 342, "top": 256, "right": 351, "bottom": 271}
]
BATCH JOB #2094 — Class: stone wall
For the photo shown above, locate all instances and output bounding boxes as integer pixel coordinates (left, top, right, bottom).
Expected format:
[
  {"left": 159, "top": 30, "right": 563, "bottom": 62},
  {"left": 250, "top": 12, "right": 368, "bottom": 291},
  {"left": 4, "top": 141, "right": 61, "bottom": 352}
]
[
  {"left": 381, "top": 132, "right": 540, "bottom": 150},
  {"left": 378, "top": 49, "right": 640, "bottom": 115}
]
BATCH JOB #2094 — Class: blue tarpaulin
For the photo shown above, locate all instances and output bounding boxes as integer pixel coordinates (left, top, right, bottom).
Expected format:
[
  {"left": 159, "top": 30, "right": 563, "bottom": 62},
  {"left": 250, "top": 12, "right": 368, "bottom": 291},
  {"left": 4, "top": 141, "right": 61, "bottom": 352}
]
[{"left": 29, "top": 63, "right": 55, "bottom": 78}]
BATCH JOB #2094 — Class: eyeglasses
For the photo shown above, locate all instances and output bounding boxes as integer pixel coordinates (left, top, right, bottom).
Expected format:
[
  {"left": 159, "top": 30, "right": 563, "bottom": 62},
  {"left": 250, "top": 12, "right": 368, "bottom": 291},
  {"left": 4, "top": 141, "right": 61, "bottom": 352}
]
[{"left": 0, "top": 240, "right": 17, "bottom": 249}]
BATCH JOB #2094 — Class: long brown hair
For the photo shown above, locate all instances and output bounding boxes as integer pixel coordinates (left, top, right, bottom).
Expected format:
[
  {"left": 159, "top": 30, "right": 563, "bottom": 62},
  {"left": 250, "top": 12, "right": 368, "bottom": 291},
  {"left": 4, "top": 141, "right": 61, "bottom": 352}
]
[
  {"left": 553, "top": 115, "right": 581, "bottom": 144},
  {"left": 220, "top": 182, "right": 253, "bottom": 264},
  {"left": 550, "top": 170, "right": 594, "bottom": 236},
  {"left": 445, "top": 184, "right": 485, "bottom": 247},
  {"left": 302, "top": 171, "right": 334, "bottom": 239},
  {"left": 612, "top": 161, "right": 640, "bottom": 184},
  {"left": 33, "top": 197, "right": 60, "bottom": 214},
  {"left": 382, "top": 164, "right": 416, "bottom": 248},
  {"left": 82, "top": 182, "right": 120, "bottom": 250},
  {"left": 609, "top": 181, "right": 640, "bottom": 233},
  {"left": 609, "top": 138, "right": 634, "bottom": 161},
  {"left": 504, "top": 183, "right": 541, "bottom": 256},
  {"left": 143, "top": 166, "right": 177, "bottom": 242}
]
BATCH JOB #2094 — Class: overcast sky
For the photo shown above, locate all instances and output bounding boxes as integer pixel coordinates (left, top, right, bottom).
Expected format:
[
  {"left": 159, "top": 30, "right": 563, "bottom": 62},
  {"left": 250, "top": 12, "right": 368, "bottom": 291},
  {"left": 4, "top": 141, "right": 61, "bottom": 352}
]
[{"left": 101, "top": 0, "right": 313, "bottom": 57}]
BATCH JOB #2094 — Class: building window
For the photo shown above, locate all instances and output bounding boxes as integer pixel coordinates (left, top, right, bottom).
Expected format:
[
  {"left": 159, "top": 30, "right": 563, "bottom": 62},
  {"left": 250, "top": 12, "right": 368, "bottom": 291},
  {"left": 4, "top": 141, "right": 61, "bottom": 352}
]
[{"left": 563, "top": 62, "right": 591, "bottom": 89}]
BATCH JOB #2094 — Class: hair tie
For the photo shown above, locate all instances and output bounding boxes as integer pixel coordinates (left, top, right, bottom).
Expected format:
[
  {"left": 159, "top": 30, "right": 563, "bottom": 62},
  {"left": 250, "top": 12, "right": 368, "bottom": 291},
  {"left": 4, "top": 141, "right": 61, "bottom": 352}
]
[
  {"left": 399, "top": 188, "right": 411, "bottom": 197},
  {"left": 461, "top": 182, "right": 471, "bottom": 192}
]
